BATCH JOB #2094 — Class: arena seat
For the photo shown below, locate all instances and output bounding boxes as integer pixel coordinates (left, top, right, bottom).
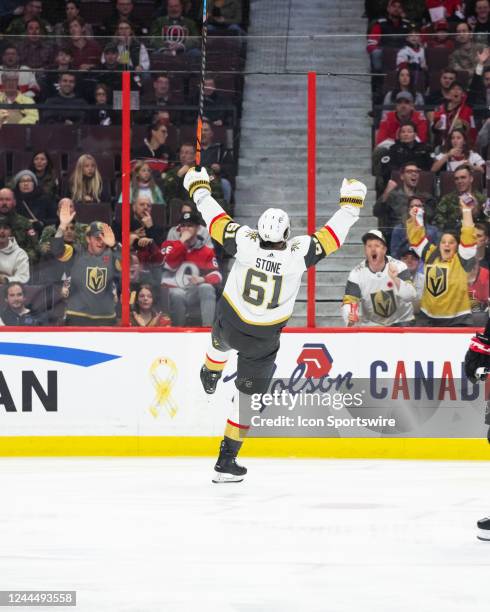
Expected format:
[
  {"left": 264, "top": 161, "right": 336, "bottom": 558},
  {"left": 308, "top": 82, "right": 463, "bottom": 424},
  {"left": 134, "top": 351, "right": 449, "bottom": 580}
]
[
  {"left": 0, "top": 125, "right": 27, "bottom": 151},
  {"left": 168, "top": 199, "right": 185, "bottom": 226},
  {"left": 80, "top": 126, "right": 122, "bottom": 153},
  {"left": 455, "top": 71, "right": 470, "bottom": 89},
  {"left": 428, "top": 70, "right": 444, "bottom": 95},
  {"left": 132, "top": 1, "right": 155, "bottom": 22},
  {"left": 439, "top": 170, "right": 483, "bottom": 196},
  {"left": 381, "top": 47, "right": 397, "bottom": 71},
  {"left": 206, "top": 54, "right": 244, "bottom": 72},
  {"left": 29, "top": 125, "right": 79, "bottom": 153},
  {"left": 150, "top": 204, "right": 168, "bottom": 227},
  {"left": 79, "top": 0, "right": 113, "bottom": 25},
  {"left": 149, "top": 53, "right": 189, "bottom": 75},
  {"left": 75, "top": 202, "right": 113, "bottom": 225},
  {"left": 426, "top": 47, "right": 451, "bottom": 72},
  {"left": 0, "top": 151, "right": 8, "bottom": 180}
]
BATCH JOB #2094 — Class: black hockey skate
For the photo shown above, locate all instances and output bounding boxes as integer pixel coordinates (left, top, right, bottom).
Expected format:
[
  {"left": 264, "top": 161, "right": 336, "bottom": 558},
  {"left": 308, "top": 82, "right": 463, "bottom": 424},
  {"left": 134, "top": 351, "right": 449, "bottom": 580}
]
[
  {"left": 200, "top": 365, "right": 222, "bottom": 395},
  {"left": 477, "top": 517, "right": 490, "bottom": 541},
  {"left": 212, "top": 440, "right": 247, "bottom": 483}
]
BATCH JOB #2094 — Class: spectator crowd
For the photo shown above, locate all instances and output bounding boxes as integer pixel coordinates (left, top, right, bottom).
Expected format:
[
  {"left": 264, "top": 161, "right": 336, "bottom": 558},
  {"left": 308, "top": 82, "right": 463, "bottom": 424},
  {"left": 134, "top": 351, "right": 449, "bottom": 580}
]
[
  {"left": 346, "top": 0, "right": 490, "bottom": 327},
  {"left": 2, "top": 0, "right": 487, "bottom": 329},
  {"left": 0, "top": 0, "right": 246, "bottom": 327}
]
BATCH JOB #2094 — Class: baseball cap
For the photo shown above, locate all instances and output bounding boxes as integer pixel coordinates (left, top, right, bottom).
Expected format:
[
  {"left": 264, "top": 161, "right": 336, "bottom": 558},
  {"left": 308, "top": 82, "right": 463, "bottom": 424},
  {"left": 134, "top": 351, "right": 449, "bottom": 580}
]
[
  {"left": 86, "top": 221, "right": 104, "bottom": 237},
  {"left": 399, "top": 246, "right": 420, "bottom": 258},
  {"left": 396, "top": 91, "right": 414, "bottom": 103},
  {"left": 178, "top": 211, "right": 201, "bottom": 226},
  {"left": 0, "top": 216, "right": 12, "bottom": 228},
  {"left": 362, "top": 229, "right": 387, "bottom": 246},
  {"left": 104, "top": 42, "right": 119, "bottom": 54}
]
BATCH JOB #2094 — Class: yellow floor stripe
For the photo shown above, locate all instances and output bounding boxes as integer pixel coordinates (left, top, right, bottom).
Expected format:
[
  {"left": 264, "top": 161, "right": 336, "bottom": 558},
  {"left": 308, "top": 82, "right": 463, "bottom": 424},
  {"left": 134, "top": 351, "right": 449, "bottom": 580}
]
[{"left": 0, "top": 437, "right": 489, "bottom": 460}]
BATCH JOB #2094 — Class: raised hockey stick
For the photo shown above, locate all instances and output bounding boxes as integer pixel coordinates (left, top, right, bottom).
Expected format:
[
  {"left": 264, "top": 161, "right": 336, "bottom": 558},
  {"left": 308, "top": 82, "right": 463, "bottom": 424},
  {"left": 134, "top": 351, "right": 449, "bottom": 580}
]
[{"left": 195, "top": 0, "right": 208, "bottom": 169}]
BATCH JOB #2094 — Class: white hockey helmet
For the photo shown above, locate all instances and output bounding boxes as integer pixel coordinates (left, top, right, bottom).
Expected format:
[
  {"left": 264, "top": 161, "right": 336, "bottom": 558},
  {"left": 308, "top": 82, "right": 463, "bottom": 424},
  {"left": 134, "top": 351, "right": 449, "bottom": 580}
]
[{"left": 257, "top": 208, "right": 291, "bottom": 243}]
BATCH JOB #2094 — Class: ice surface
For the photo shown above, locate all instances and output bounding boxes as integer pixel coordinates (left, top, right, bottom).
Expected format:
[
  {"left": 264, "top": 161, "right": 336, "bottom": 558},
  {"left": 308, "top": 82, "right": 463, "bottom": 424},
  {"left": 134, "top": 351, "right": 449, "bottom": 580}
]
[{"left": 0, "top": 458, "right": 489, "bottom": 612}]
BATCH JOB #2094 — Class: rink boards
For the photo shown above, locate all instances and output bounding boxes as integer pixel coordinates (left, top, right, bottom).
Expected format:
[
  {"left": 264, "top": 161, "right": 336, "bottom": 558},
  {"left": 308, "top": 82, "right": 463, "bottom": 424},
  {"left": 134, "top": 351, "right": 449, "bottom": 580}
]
[{"left": 0, "top": 328, "right": 489, "bottom": 459}]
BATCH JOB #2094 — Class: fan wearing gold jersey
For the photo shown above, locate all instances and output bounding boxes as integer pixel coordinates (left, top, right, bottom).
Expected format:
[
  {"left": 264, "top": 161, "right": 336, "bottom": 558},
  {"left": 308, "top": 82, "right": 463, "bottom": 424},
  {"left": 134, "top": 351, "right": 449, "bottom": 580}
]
[
  {"left": 406, "top": 199, "right": 477, "bottom": 326},
  {"left": 183, "top": 167, "right": 367, "bottom": 482}
]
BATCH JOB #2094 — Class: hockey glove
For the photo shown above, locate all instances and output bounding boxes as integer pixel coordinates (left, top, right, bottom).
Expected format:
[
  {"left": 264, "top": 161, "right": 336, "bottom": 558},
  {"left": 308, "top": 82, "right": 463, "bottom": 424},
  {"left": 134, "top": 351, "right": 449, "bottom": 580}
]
[
  {"left": 339, "top": 178, "right": 367, "bottom": 209},
  {"left": 464, "top": 333, "right": 490, "bottom": 383},
  {"left": 184, "top": 166, "right": 211, "bottom": 201}
]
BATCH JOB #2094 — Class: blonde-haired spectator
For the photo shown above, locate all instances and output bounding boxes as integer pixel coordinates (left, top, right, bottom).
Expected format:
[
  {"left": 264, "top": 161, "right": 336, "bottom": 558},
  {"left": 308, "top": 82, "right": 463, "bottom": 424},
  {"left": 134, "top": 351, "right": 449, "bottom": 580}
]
[
  {"left": 68, "top": 154, "right": 110, "bottom": 205},
  {"left": 118, "top": 161, "right": 165, "bottom": 205}
]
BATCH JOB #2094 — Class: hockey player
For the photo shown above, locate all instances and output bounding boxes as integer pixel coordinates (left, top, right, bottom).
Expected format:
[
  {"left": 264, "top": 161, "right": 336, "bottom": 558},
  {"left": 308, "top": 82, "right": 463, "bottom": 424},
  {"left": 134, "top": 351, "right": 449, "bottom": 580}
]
[
  {"left": 183, "top": 167, "right": 367, "bottom": 483},
  {"left": 464, "top": 319, "right": 490, "bottom": 540}
]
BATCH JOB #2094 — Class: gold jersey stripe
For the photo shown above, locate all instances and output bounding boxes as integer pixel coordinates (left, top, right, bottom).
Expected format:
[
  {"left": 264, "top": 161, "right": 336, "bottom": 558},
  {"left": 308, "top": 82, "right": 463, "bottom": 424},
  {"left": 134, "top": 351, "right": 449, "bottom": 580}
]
[
  {"left": 339, "top": 196, "right": 363, "bottom": 207},
  {"left": 406, "top": 219, "right": 425, "bottom": 247},
  {"left": 314, "top": 226, "right": 340, "bottom": 256},
  {"left": 189, "top": 180, "right": 211, "bottom": 199},
  {"left": 65, "top": 310, "right": 117, "bottom": 320},
  {"left": 342, "top": 294, "right": 359, "bottom": 305},
  {"left": 225, "top": 421, "right": 249, "bottom": 441},
  {"left": 209, "top": 213, "right": 233, "bottom": 245},
  {"left": 222, "top": 292, "right": 290, "bottom": 326},
  {"left": 204, "top": 356, "right": 227, "bottom": 371},
  {"left": 460, "top": 226, "right": 477, "bottom": 246}
]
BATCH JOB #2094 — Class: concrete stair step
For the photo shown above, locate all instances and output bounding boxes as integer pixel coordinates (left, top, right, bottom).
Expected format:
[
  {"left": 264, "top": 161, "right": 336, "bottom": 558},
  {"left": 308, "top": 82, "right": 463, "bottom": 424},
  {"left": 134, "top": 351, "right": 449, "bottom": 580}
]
[
  {"left": 298, "top": 285, "right": 344, "bottom": 300},
  {"left": 239, "top": 146, "right": 373, "bottom": 159},
  {"left": 235, "top": 176, "right": 374, "bottom": 192},
  {"left": 238, "top": 163, "right": 373, "bottom": 176},
  {"left": 291, "top": 301, "right": 343, "bottom": 317},
  {"left": 287, "top": 315, "right": 344, "bottom": 328}
]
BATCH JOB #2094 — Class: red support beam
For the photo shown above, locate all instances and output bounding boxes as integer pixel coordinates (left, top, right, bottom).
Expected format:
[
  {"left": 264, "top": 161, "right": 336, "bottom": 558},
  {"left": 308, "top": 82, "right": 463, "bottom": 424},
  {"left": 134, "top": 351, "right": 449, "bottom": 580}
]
[
  {"left": 121, "top": 71, "right": 131, "bottom": 326},
  {"left": 307, "top": 71, "right": 317, "bottom": 328}
]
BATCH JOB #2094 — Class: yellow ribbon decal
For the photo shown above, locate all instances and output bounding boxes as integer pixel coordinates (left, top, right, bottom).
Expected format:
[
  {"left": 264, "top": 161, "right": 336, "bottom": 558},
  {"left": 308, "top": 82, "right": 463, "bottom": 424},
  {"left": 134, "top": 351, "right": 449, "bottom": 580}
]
[{"left": 149, "top": 357, "right": 178, "bottom": 418}]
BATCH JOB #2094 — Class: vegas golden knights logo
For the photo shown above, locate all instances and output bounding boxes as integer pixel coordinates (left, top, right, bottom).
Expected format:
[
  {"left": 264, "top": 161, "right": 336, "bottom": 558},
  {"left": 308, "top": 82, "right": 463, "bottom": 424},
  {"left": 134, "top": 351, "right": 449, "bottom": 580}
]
[
  {"left": 86, "top": 266, "right": 107, "bottom": 294},
  {"left": 371, "top": 289, "right": 396, "bottom": 318},
  {"left": 425, "top": 265, "right": 447, "bottom": 297}
]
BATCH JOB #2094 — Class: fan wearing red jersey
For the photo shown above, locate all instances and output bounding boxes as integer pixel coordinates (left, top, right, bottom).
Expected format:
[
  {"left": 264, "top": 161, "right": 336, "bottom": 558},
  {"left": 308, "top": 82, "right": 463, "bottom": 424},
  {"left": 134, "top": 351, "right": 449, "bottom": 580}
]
[{"left": 160, "top": 210, "right": 221, "bottom": 326}]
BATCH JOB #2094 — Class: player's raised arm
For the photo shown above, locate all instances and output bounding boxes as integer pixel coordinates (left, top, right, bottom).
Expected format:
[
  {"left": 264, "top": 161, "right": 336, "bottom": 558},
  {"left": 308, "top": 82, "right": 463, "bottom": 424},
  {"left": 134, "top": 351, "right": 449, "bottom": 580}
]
[
  {"left": 184, "top": 167, "right": 239, "bottom": 254},
  {"left": 304, "top": 178, "right": 367, "bottom": 268}
]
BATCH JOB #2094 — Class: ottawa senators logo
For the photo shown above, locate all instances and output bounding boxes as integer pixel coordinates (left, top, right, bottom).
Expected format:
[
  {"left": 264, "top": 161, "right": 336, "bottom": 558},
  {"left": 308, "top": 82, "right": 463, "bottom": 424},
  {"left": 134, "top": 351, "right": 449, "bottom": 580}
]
[
  {"left": 371, "top": 289, "right": 396, "bottom": 318},
  {"left": 425, "top": 265, "right": 447, "bottom": 297},
  {"left": 86, "top": 266, "right": 107, "bottom": 294}
]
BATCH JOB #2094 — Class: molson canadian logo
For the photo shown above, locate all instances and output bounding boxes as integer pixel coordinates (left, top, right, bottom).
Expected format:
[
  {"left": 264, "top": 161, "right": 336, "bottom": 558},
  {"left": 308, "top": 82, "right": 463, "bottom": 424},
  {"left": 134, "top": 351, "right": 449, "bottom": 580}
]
[{"left": 224, "top": 342, "right": 354, "bottom": 394}]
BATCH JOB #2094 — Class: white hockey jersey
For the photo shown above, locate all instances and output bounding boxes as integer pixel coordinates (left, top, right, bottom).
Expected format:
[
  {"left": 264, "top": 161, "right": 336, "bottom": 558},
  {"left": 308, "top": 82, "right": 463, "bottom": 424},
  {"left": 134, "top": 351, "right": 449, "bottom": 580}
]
[
  {"left": 342, "top": 256, "right": 416, "bottom": 326},
  {"left": 196, "top": 193, "right": 358, "bottom": 333}
]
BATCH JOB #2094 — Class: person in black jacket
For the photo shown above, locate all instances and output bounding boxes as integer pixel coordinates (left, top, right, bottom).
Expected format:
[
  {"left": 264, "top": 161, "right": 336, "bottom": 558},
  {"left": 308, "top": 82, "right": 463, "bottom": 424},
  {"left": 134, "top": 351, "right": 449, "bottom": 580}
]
[
  {"left": 87, "top": 83, "right": 119, "bottom": 126},
  {"left": 379, "top": 122, "right": 433, "bottom": 187},
  {"left": 12, "top": 169, "right": 57, "bottom": 232}
]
